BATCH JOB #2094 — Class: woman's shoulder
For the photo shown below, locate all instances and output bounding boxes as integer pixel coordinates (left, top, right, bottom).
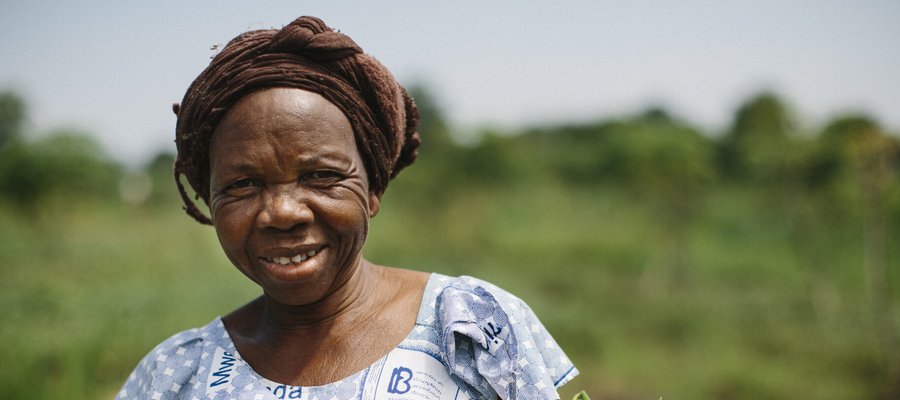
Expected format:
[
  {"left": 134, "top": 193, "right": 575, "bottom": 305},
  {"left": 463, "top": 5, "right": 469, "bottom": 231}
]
[
  {"left": 115, "top": 318, "right": 223, "bottom": 399},
  {"left": 423, "top": 273, "right": 543, "bottom": 328},
  {"left": 420, "top": 274, "right": 521, "bottom": 316},
  {"left": 144, "top": 317, "right": 222, "bottom": 358},
  {"left": 424, "top": 273, "right": 579, "bottom": 400},
  {"left": 421, "top": 273, "right": 550, "bottom": 333}
]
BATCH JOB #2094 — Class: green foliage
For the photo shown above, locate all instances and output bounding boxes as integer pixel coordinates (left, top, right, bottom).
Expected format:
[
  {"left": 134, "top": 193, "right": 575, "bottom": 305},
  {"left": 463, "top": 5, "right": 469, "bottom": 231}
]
[
  {"left": 407, "top": 83, "right": 455, "bottom": 157},
  {"left": 143, "top": 151, "right": 179, "bottom": 207},
  {"left": 2, "top": 87, "right": 900, "bottom": 399},
  {"left": 719, "top": 92, "right": 796, "bottom": 181},
  {"left": 0, "top": 90, "right": 26, "bottom": 149},
  {"left": 572, "top": 390, "right": 591, "bottom": 400},
  {"left": 0, "top": 130, "right": 122, "bottom": 208}
]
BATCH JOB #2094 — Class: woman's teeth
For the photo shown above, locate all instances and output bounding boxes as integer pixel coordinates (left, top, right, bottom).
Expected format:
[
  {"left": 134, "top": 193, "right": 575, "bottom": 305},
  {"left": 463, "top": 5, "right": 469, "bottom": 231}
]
[{"left": 270, "top": 249, "right": 318, "bottom": 265}]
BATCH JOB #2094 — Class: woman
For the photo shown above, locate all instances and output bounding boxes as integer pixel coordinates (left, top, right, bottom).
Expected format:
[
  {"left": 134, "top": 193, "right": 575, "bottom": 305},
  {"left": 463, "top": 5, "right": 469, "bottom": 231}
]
[{"left": 118, "top": 16, "right": 577, "bottom": 400}]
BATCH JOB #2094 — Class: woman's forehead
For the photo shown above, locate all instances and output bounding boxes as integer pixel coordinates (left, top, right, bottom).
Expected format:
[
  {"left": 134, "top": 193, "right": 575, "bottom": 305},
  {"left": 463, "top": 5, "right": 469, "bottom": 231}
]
[
  {"left": 221, "top": 88, "right": 349, "bottom": 130},
  {"left": 209, "top": 88, "right": 359, "bottom": 168},
  {"left": 213, "top": 89, "right": 350, "bottom": 142}
]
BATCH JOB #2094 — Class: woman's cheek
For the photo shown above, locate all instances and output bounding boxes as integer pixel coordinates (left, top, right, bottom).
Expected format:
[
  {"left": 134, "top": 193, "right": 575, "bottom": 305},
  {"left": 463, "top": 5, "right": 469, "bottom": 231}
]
[
  {"left": 331, "top": 190, "right": 371, "bottom": 227},
  {"left": 213, "top": 202, "right": 258, "bottom": 266}
]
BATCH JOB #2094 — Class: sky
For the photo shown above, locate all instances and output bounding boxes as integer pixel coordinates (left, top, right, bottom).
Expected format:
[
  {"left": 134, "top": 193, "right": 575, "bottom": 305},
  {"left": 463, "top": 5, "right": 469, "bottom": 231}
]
[{"left": 1, "top": 1, "right": 899, "bottom": 166}]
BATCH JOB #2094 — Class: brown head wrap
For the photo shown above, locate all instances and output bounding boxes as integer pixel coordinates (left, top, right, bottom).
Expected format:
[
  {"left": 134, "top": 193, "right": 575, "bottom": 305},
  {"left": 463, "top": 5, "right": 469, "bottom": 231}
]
[{"left": 173, "top": 16, "right": 420, "bottom": 224}]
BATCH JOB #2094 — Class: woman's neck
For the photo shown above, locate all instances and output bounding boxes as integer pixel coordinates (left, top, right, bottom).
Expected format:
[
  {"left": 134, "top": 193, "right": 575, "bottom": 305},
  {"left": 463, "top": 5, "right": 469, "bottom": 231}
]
[
  {"left": 258, "top": 258, "right": 381, "bottom": 334},
  {"left": 221, "top": 264, "right": 430, "bottom": 385}
]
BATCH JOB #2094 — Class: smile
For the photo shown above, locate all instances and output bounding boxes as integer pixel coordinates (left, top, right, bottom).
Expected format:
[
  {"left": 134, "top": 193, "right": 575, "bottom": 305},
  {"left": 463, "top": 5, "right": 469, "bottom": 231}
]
[{"left": 262, "top": 248, "right": 321, "bottom": 265}]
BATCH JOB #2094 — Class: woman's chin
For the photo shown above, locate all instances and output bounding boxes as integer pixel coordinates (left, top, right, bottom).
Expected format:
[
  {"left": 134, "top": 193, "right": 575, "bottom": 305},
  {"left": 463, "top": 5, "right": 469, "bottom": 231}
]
[{"left": 255, "top": 248, "right": 349, "bottom": 305}]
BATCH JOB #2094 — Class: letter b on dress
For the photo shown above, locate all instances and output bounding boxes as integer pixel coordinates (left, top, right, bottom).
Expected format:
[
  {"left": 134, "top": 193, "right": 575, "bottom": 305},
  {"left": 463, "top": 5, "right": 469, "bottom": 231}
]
[{"left": 387, "top": 366, "right": 413, "bottom": 394}]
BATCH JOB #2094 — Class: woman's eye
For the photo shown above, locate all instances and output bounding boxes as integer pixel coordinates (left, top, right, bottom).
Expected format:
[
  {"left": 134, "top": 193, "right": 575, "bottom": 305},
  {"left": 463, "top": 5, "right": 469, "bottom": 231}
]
[
  {"left": 304, "top": 171, "right": 344, "bottom": 184},
  {"left": 224, "top": 179, "right": 260, "bottom": 193},
  {"left": 231, "top": 179, "right": 255, "bottom": 188}
]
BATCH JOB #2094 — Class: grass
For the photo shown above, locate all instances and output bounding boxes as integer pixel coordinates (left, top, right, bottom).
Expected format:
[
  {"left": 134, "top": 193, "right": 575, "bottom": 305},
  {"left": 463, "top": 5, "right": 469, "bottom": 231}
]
[{"left": 0, "top": 179, "right": 896, "bottom": 399}]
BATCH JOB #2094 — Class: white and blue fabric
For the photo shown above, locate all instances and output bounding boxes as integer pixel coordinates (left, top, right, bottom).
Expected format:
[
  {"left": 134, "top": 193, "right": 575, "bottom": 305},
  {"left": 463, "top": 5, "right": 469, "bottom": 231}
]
[{"left": 116, "top": 274, "right": 578, "bottom": 400}]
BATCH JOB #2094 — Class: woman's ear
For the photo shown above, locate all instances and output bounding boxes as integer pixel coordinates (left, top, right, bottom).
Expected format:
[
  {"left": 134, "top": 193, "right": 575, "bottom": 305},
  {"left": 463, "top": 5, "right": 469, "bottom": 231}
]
[{"left": 368, "top": 191, "right": 382, "bottom": 217}]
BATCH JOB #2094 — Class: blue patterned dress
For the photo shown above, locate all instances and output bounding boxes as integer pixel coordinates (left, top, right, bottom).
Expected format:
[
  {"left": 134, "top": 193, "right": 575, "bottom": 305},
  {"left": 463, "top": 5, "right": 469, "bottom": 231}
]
[{"left": 116, "top": 274, "right": 578, "bottom": 400}]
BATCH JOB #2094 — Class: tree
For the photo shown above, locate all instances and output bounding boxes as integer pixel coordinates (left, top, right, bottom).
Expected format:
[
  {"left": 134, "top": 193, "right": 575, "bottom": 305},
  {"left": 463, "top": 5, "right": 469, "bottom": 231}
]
[
  {"left": 615, "top": 109, "right": 715, "bottom": 294},
  {"left": 821, "top": 116, "right": 899, "bottom": 396},
  {"left": 406, "top": 83, "right": 455, "bottom": 157},
  {"left": 0, "top": 91, "right": 26, "bottom": 149},
  {"left": 0, "top": 92, "right": 123, "bottom": 209},
  {"left": 719, "top": 92, "right": 794, "bottom": 181},
  {"left": 142, "top": 151, "right": 178, "bottom": 207},
  {"left": 388, "top": 84, "right": 467, "bottom": 209},
  {"left": 0, "top": 129, "right": 122, "bottom": 208}
]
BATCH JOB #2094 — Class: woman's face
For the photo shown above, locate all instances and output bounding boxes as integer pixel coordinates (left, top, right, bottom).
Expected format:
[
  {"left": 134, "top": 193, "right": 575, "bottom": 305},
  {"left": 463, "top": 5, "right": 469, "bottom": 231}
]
[{"left": 208, "top": 88, "right": 380, "bottom": 306}]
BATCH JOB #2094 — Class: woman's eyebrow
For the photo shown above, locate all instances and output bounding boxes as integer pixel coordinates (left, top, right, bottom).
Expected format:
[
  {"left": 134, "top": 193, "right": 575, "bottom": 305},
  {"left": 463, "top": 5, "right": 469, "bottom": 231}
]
[
  {"left": 215, "top": 154, "right": 354, "bottom": 177},
  {"left": 215, "top": 162, "right": 259, "bottom": 175},
  {"left": 294, "top": 152, "right": 355, "bottom": 167}
]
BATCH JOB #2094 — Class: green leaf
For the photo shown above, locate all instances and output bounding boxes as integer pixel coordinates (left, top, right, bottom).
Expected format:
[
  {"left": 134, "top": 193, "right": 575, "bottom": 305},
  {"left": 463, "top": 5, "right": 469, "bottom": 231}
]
[{"left": 572, "top": 390, "right": 591, "bottom": 400}]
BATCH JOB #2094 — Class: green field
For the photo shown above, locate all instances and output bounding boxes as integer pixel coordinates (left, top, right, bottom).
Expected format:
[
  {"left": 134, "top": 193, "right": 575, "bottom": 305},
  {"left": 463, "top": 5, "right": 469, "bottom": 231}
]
[
  {"left": 1, "top": 178, "right": 896, "bottom": 399},
  {"left": 1, "top": 90, "right": 898, "bottom": 399}
]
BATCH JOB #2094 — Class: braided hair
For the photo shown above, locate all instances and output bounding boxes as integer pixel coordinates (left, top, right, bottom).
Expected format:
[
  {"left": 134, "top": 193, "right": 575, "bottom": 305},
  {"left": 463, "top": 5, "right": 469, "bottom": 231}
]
[{"left": 173, "top": 16, "right": 420, "bottom": 224}]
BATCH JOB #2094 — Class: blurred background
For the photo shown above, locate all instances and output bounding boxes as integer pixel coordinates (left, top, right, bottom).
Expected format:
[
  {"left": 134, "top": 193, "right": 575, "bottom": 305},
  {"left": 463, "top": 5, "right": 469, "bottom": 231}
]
[{"left": 1, "top": 1, "right": 899, "bottom": 399}]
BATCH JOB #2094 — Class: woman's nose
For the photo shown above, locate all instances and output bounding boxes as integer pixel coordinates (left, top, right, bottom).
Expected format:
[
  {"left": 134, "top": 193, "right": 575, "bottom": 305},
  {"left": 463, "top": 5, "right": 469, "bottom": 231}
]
[{"left": 258, "top": 187, "right": 313, "bottom": 231}]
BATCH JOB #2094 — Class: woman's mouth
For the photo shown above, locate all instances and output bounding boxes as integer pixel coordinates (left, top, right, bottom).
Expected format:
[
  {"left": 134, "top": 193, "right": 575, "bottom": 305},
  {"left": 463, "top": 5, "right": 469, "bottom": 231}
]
[
  {"left": 257, "top": 245, "right": 329, "bottom": 281},
  {"left": 263, "top": 248, "right": 321, "bottom": 266}
]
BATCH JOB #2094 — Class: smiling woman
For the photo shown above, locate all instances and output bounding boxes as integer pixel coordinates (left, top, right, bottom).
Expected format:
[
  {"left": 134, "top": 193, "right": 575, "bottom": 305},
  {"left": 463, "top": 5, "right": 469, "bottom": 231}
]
[
  {"left": 208, "top": 89, "right": 378, "bottom": 307},
  {"left": 116, "top": 16, "right": 577, "bottom": 400}
]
